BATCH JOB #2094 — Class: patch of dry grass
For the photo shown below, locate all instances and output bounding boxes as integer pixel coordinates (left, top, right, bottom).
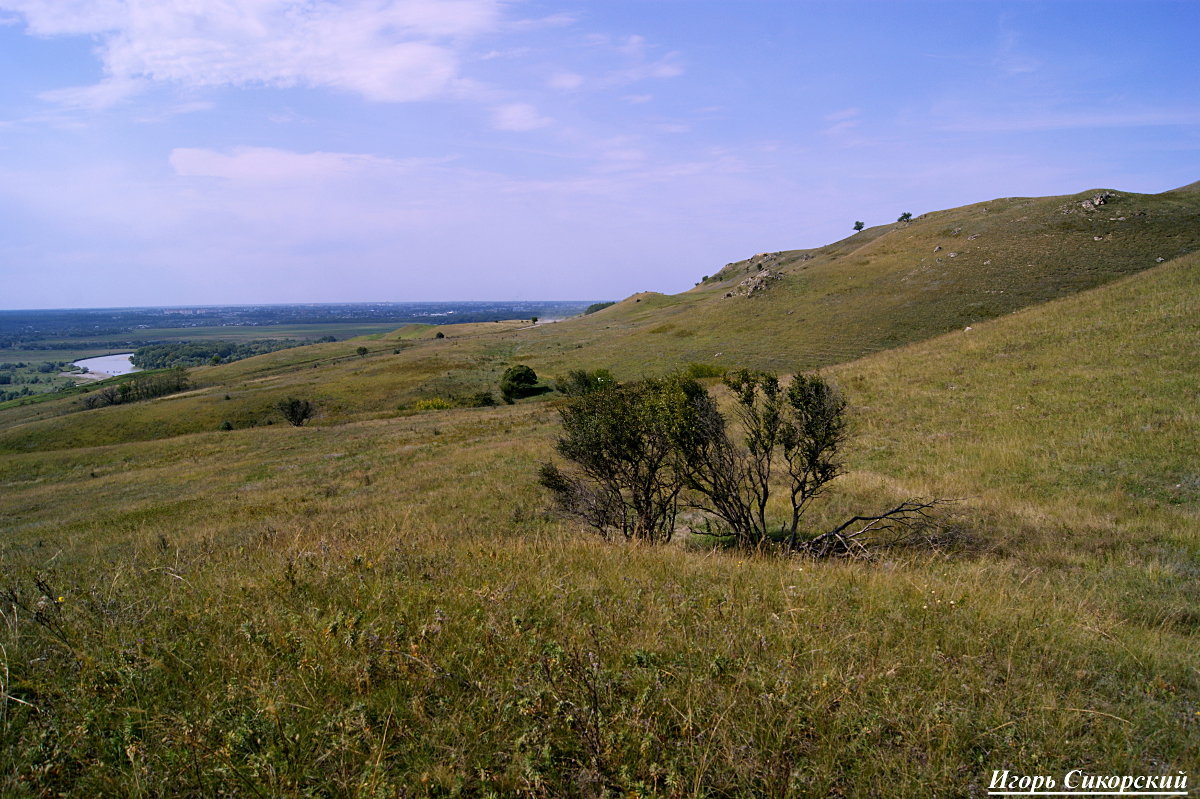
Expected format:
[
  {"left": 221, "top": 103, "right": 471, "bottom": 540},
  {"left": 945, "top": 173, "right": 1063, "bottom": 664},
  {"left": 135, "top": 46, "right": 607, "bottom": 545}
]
[{"left": 2, "top": 191, "right": 1198, "bottom": 796}]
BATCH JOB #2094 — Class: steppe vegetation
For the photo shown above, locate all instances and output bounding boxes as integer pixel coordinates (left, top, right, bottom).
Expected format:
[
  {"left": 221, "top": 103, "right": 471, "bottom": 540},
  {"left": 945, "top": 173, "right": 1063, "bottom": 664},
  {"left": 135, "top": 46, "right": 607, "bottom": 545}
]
[
  {"left": 1, "top": 186, "right": 1197, "bottom": 796},
  {"left": 0, "top": 302, "right": 590, "bottom": 401}
]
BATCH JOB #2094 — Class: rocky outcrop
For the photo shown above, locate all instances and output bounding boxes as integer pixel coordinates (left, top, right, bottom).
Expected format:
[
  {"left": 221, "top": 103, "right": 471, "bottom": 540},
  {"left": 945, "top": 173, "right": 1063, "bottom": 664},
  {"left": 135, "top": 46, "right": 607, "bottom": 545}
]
[
  {"left": 1081, "top": 191, "right": 1115, "bottom": 211},
  {"left": 1060, "top": 191, "right": 1120, "bottom": 215},
  {"left": 723, "top": 268, "right": 782, "bottom": 299},
  {"left": 715, "top": 251, "right": 787, "bottom": 282}
]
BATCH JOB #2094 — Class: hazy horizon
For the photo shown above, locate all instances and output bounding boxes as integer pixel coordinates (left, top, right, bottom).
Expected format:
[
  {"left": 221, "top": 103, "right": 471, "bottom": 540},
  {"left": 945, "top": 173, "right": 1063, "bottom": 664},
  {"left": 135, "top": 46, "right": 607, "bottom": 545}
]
[{"left": 0, "top": 299, "right": 605, "bottom": 313}]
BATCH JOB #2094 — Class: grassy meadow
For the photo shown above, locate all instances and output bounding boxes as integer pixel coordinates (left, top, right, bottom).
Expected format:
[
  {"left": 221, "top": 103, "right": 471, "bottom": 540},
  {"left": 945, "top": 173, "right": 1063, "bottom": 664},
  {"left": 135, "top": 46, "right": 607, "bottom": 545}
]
[{"left": 1, "top": 191, "right": 1198, "bottom": 795}]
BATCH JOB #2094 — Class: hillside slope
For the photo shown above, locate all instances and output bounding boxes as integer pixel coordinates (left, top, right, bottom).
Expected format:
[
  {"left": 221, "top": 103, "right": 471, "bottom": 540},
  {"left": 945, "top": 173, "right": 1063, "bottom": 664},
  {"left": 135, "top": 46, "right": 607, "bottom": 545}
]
[
  {"left": 1, "top": 231, "right": 1197, "bottom": 795},
  {"left": 0, "top": 182, "right": 1196, "bottom": 455},
  {"left": 837, "top": 249, "right": 1199, "bottom": 556},
  {"left": 505, "top": 183, "right": 1200, "bottom": 375}
]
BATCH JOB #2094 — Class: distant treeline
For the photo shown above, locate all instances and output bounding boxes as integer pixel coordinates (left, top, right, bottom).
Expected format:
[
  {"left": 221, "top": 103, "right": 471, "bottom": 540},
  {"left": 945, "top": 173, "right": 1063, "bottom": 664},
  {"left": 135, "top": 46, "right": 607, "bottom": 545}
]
[
  {"left": 131, "top": 339, "right": 320, "bottom": 369},
  {"left": 0, "top": 301, "right": 600, "bottom": 345},
  {"left": 1, "top": 336, "right": 138, "bottom": 349},
  {"left": 80, "top": 369, "right": 189, "bottom": 409}
]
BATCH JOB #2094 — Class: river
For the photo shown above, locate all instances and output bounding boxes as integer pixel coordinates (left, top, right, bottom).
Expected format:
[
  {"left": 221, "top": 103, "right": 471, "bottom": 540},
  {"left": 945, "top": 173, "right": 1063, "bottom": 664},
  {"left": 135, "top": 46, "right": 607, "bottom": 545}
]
[{"left": 72, "top": 353, "right": 141, "bottom": 377}]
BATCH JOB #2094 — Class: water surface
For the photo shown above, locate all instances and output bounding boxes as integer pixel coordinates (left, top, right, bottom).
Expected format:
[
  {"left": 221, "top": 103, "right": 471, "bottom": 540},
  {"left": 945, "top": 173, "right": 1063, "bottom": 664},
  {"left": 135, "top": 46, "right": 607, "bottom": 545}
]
[{"left": 72, "top": 353, "right": 140, "bottom": 376}]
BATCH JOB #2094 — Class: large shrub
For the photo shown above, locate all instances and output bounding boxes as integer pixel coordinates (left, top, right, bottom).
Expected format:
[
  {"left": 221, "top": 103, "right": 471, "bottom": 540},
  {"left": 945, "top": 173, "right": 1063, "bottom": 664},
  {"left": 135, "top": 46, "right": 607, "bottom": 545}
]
[
  {"left": 500, "top": 364, "right": 540, "bottom": 404},
  {"left": 539, "top": 374, "right": 703, "bottom": 543},
  {"left": 541, "top": 368, "right": 940, "bottom": 554}
]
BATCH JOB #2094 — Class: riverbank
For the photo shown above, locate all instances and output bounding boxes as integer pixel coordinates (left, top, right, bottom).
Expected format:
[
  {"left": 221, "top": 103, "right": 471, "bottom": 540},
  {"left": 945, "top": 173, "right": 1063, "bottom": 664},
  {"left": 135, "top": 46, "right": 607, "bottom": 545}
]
[{"left": 71, "top": 353, "right": 140, "bottom": 379}]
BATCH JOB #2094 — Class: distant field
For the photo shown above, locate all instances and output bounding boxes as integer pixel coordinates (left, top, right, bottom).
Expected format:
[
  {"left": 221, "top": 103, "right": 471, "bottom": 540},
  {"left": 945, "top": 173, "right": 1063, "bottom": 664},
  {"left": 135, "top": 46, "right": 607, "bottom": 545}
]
[
  {"left": 3, "top": 346, "right": 124, "bottom": 362},
  {"left": 2, "top": 322, "right": 468, "bottom": 400},
  {"left": 30, "top": 321, "right": 420, "bottom": 349}
]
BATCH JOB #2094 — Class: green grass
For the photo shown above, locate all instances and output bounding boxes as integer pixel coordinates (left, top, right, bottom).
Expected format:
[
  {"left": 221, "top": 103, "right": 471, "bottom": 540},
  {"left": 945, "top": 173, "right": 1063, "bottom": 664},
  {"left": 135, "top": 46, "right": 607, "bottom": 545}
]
[
  {"left": 2, "top": 381, "right": 1196, "bottom": 794},
  {"left": 0, "top": 322, "right": 422, "bottom": 408},
  {"left": 30, "top": 321, "right": 414, "bottom": 349},
  {"left": 4, "top": 184, "right": 1197, "bottom": 453},
  {"left": 477, "top": 185, "right": 1199, "bottom": 378},
  {"left": 2, "top": 346, "right": 128, "bottom": 363},
  {"left": 1, "top": 186, "right": 1198, "bottom": 796},
  {"left": 0, "top": 350, "right": 117, "bottom": 402}
]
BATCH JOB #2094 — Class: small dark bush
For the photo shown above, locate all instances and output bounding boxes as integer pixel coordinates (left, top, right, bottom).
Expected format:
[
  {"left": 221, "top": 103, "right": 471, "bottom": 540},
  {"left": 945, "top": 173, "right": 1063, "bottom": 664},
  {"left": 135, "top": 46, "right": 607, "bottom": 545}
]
[
  {"left": 277, "top": 397, "right": 315, "bottom": 426},
  {"left": 684, "top": 362, "right": 726, "bottom": 379}
]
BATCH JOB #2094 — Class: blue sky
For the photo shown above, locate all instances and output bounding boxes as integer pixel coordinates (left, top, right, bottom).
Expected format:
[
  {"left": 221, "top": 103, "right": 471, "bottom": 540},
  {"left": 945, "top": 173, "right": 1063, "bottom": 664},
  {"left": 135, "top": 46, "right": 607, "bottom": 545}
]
[{"left": 0, "top": 0, "right": 1197, "bottom": 309}]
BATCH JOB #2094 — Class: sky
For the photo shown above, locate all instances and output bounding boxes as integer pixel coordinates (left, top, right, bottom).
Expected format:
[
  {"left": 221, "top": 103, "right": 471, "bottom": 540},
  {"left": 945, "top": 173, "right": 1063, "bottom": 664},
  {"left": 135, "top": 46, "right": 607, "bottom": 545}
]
[{"left": 0, "top": 0, "right": 1197, "bottom": 309}]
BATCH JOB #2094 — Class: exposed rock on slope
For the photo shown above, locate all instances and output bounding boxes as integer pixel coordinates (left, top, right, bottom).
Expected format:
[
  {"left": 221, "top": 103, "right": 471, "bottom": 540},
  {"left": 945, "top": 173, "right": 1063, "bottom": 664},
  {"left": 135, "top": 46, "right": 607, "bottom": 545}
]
[{"left": 724, "top": 267, "right": 783, "bottom": 298}]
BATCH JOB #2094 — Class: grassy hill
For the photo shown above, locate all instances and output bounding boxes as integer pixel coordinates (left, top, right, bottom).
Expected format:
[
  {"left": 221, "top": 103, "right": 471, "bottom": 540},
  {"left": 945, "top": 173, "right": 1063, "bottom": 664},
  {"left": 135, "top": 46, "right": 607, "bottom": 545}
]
[
  {"left": 504, "top": 183, "right": 1200, "bottom": 375},
  {"left": 2, "top": 182, "right": 1198, "bottom": 456},
  {"left": 1, "top": 186, "right": 1198, "bottom": 795}
]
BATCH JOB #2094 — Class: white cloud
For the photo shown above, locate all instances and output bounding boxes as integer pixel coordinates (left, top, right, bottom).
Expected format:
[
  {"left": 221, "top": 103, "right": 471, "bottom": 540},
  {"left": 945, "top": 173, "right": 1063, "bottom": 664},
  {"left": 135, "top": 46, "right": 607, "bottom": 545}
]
[
  {"left": 508, "top": 12, "right": 576, "bottom": 31},
  {"left": 171, "top": 147, "right": 383, "bottom": 182},
  {"left": 2, "top": 0, "right": 504, "bottom": 104},
  {"left": 612, "top": 34, "right": 682, "bottom": 81},
  {"left": 477, "top": 47, "right": 531, "bottom": 61},
  {"left": 548, "top": 72, "right": 584, "bottom": 90},
  {"left": 824, "top": 108, "right": 860, "bottom": 122},
  {"left": 0, "top": 139, "right": 793, "bottom": 307},
  {"left": 821, "top": 107, "right": 862, "bottom": 138},
  {"left": 169, "top": 146, "right": 457, "bottom": 182},
  {"left": 994, "top": 29, "right": 1041, "bottom": 76},
  {"left": 491, "top": 102, "right": 551, "bottom": 131},
  {"left": 935, "top": 109, "right": 1200, "bottom": 133},
  {"left": 168, "top": 100, "right": 215, "bottom": 115},
  {"left": 598, "top": 140, "right": 646, "bottom": 166},
  {"left": 38, "top": 77, "right": 146, "bottom": 109},
  {"left": 577, "top": 32, "right": 683, "bottom": 88}
]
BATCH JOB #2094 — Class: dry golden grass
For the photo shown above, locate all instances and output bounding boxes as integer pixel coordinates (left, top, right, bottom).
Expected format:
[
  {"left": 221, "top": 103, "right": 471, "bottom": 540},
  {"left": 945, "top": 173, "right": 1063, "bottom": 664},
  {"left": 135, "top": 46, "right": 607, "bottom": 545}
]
[{"left": 1, "top": 190, "right": 1198, "bottom": 796}]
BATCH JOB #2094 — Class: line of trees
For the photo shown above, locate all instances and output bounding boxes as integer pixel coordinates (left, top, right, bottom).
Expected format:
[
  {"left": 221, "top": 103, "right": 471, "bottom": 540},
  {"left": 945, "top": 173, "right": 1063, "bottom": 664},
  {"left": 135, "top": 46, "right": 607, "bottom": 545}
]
[
  {"left": 80, "top": 369, "right": 189, "bottom": 410},
  {"left": 131, "top": 340, "right": 308, "bottom": 369},
  {"left": 539, "top": 369, "right": 943, "bottom": 555}
]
